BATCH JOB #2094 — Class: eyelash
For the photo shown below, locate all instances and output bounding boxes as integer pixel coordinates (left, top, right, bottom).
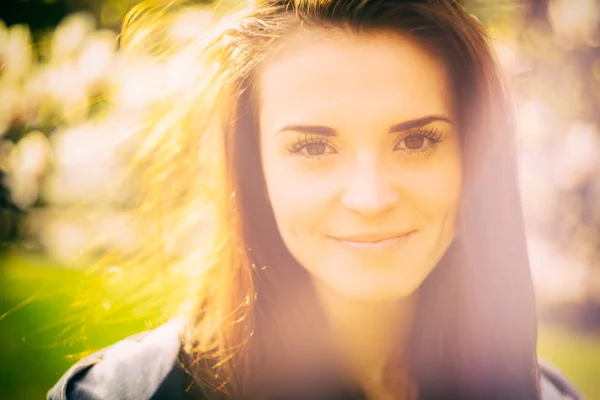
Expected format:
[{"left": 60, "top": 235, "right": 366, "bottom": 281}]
[
  {"left": 394, "top": 128, "right": 444, "bottom": 157},
  {"left": 287, "top": 134, "right": 335, "bottom": 159},
  {"left": 286, "top": 128, "right": 445, "bottom": 159}
]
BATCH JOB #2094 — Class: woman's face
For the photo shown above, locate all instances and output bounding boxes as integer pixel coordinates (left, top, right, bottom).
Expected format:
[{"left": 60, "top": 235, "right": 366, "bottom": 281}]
[{"left": 258, "top": 29, "right": 462, "bottom": 301}]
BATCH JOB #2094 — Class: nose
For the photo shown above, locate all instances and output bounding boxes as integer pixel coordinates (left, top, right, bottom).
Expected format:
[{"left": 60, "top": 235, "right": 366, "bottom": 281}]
[{"left": 340, "top": 155, "right": 399, "bottom": 218}]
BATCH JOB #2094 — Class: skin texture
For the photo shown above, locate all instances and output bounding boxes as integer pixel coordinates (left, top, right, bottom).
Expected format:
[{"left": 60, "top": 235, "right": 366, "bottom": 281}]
[{"left": 258, "top": 29, "right": 463, "bottom": 398}]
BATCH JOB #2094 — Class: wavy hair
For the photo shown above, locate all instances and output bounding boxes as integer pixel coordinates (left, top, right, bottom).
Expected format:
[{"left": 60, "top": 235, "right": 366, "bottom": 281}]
[{"left": 115, "top": 0, "right": 540, "bottom": 398}]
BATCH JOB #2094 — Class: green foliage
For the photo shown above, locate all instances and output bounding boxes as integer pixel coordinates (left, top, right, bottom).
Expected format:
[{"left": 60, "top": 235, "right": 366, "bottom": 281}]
[
  {"left": 0, "top": 251, "right": 154, "bottom": 399},
  {"left": 538, "top": 323, "right": 600, "bottom": 400}
]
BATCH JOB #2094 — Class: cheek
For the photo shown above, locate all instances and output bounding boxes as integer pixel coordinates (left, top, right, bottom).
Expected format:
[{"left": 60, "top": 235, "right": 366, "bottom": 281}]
[
  {"left": 261, "top": 151, "right": 333, "bottom": 249},
  {"left": 405, "top": 148, "right": 462, "bottom": 226}
]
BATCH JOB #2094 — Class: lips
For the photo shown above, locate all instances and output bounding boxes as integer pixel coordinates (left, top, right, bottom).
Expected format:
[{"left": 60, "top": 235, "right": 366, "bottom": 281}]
[
  {"left": 329, "top": 230, "right": 416, "bottom": 253},
  {"left": 331, "top": 230, "right": 415, "bottom": 244}
]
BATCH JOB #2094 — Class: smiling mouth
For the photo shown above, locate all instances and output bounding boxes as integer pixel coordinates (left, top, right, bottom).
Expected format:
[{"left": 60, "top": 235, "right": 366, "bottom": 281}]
[{"left": 329, "top": 231, "right": 416, "bottom": 251}]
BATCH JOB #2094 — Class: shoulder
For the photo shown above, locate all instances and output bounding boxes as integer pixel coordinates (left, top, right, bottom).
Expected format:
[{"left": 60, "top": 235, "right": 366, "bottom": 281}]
[
  {"left": 47, "top": 317, "right": 187, "bottom": 400},
  {"left": 539, "top": 358, "right": 584, "bottom": 400},
  {"left": 48, "top": 323, "right": 584, "bottom": 400}
]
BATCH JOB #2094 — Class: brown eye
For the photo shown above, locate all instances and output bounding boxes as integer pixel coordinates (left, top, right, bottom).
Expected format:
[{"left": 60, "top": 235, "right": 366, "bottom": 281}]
[
  {"left": 305, "top": 143, "right": 328, "bottom": 156},
  {"left": 287, "top": 134, "right": 337, "bottom": 159},
  {"left": 393, "top": 128, "right": 444, "bottom": 155},
  {"left": 404, "top": 135, "right": 425, "bottom": 150}
]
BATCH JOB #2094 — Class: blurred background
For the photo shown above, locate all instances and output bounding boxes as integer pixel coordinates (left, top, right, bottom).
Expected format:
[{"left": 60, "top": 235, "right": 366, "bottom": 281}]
[{"left": 1, "top": 0, "right": 600, "bottom": 398}]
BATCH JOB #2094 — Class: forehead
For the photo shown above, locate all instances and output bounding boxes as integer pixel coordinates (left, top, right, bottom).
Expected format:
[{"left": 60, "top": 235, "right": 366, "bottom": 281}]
[{"left": 258, "top": 29, "right": 454, "bottom": 132}]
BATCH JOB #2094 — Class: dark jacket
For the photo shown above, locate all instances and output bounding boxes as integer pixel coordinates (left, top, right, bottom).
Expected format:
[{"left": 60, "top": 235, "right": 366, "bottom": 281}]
[{"left": 47, "top": 318, "right": 583, "bottom": 400}]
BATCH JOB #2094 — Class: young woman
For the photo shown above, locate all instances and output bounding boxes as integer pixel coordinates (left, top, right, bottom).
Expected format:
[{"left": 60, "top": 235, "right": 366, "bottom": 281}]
[{"left": 49, "top": 0, "right": 582, "bottom": 399}]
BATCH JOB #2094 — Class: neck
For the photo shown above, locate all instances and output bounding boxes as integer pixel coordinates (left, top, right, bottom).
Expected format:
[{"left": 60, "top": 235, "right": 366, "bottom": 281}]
[{"left": 311, "top": 278, "right": 417, "bottom": 391}]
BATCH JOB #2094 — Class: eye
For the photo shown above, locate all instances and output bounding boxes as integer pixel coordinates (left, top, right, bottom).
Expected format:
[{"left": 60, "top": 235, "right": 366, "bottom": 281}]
[
  {"left": 287, "top": 134, "right": 337, "bottom": 159},
  {"left": 403, "top": 135, "right": 425, "bottom": 150},
  {"left": 393, "top": 128, "right": 444, "bottom": 154},
  {"left": 305, "top": 143, "right": 328, "bottom": 156}
]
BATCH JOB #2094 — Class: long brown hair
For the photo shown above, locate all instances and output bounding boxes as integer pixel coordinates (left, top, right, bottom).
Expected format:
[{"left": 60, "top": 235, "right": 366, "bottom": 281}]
[{"left": 118, "top": 0, "right": 540, "bottom": 398}]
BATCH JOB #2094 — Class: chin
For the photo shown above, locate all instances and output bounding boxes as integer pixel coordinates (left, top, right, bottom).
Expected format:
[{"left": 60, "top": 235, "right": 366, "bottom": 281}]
[{"left": 327, "top": 271, "right": 424, "bottom": 302}]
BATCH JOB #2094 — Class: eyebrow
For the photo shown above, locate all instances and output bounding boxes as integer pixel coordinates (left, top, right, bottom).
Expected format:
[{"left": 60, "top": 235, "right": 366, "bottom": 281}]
[{"left": 275, "top": 115, "right": 453, "bottom": 137}]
